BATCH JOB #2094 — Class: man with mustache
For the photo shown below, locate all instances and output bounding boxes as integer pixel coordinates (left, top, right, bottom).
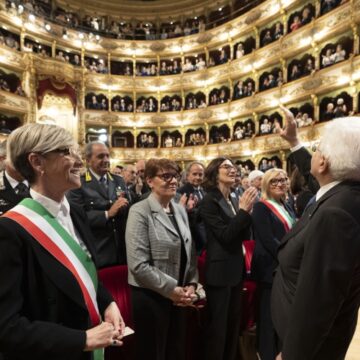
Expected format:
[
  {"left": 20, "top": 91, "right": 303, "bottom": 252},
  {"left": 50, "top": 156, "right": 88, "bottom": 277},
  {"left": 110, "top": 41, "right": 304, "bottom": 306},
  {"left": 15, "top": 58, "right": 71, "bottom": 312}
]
[{"left": 67, "top": 141, "right": 129, "bottom": 268}]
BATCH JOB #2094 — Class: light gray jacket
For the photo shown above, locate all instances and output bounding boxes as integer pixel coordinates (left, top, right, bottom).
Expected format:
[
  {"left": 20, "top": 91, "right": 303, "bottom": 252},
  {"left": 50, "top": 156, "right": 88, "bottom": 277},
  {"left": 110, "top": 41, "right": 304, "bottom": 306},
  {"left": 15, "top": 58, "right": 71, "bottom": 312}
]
[{"left": 125, "top": 193, "right": 198, "bottom": 299}]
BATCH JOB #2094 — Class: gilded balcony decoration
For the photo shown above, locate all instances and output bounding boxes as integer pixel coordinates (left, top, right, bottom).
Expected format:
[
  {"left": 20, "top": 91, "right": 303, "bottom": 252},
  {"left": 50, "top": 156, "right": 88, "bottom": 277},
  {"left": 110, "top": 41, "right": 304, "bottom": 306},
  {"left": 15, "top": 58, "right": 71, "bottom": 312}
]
[{"left": 0, "top": 0, "right": 359, "bottom": 164}]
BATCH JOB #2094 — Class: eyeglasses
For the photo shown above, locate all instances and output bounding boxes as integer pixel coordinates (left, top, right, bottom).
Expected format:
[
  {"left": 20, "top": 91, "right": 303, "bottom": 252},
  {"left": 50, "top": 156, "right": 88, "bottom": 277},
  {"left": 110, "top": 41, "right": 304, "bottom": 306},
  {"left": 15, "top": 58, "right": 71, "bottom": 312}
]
[
  {"left": 156, "top": 172, "right": 180, "bottom": 182},
  {"left": 219, "top": 164, "right": 236, "bottom": 171},
  {"left": 41, "top": 147, "right": 80, "bottom": 158},
  {"left": 270, "top": 178, "right": 288, "bottom": 186}
]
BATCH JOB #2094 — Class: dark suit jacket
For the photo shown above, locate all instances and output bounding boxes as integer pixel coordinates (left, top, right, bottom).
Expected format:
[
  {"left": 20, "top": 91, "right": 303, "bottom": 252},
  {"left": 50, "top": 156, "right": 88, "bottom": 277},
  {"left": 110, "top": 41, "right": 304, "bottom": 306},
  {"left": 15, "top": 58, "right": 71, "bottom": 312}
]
[
  {"left": 0, "top": 203, "right": 113, "bottom": 360},
  {"left": 0, "top": 171, "right": 26, "bottom": 215},
  {"left": 178, "top": 183, "right": 206, "bottom": 253},
  {"left": 271, "top": 181, "right": 360, "bottom": 360},
  {"left": 67, "top": 171, "right": 129, "bottom": 268},
  {"left": 251, "top": 201, "right": 295, "bottom": 284},
  {"left": 200, "top": 188, "right": 252, "bottom": 286}
]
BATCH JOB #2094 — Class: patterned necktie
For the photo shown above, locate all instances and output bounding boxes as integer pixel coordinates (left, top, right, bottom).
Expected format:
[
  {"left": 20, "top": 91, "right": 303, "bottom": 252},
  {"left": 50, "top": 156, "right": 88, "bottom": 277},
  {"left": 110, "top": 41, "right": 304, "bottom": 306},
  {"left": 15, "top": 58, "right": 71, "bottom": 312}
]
[{"left": 15, "top": 182, "right": 29, "bottom": 198}]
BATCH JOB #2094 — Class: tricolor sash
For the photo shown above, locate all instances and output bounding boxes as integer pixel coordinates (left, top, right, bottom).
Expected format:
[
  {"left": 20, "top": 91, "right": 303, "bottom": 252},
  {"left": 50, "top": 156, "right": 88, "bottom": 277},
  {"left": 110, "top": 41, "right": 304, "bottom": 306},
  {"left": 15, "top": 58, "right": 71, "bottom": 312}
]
[
  {"left": 3, "top": 198, "right": 104, "bottom": 360},
  {"left": 260, "top": 199, "right": 295, "bottom": 232}
]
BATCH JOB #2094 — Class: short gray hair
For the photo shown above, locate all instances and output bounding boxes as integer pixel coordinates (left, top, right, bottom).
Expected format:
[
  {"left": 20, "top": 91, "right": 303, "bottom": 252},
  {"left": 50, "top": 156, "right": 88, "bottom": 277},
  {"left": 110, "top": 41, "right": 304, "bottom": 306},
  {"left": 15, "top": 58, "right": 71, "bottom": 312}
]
[
  {"left": 185, "top": 161, "right": 204, "bottom": 174},
  {"left": 8, "top": 123, "right": 75, "bottom": 183},
  {"left": 319, "top": 117, "right": 360, "bottom": 181},
  {"left": 84, "top": 141, "right": 107, "bottom": 160}
]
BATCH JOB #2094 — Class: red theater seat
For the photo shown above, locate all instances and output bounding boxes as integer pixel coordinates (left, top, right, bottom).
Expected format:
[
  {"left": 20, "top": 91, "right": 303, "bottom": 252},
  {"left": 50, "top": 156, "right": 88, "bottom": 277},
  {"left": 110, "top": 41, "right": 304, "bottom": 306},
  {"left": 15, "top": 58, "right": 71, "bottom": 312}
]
[
  {"left": 98, "top": 265, "right": 135, "bottom": 360},
  {"left": 241, "top": 240, "right": 257, "bottom": 331}
]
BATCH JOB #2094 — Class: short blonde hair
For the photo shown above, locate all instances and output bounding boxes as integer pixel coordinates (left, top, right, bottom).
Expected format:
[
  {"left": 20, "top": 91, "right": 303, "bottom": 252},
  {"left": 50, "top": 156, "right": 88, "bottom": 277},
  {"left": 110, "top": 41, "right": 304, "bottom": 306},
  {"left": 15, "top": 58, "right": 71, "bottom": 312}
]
[
  {"left": 8, "top": 123, "right": 75, "bottom": 183},
  {"left": 261, "top": 168, "right": 288, "bottom": 200}
]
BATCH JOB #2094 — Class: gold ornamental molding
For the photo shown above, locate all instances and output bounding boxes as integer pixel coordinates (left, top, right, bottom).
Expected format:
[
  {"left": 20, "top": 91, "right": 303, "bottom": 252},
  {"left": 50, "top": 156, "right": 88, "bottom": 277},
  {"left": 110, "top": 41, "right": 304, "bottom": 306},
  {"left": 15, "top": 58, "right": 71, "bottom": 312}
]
[
  {"left": 245, "top": 97, "right": 264, "bottom": 110},
  {"left": 197, "top": 32, "right": 213, "bottom": 44},
  {"left": 101, "top": 40, "right": 120, "bottom": 51},
  {"left": 150, "top": 42, "right": 167, "bottom": 53},
  {"left": 244, "top": 9, "right": 262, "bottom": 25},
  {"left": 302, "top": 77, "right": 323, "bottom": 91},
  {"left": 197, "top": 109, "right": 213, "bottom": 120},
  {"left": 151, "top": 114, "right": 167, "bottom": 124}
]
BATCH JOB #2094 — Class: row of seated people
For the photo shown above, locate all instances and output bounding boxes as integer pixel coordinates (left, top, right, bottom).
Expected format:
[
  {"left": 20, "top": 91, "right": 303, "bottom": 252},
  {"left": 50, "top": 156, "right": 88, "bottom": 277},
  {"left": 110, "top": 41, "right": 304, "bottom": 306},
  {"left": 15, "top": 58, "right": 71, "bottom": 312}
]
[
  {"left": 6, "top": 0, "right": 259, "bottom": 41},
  {"left": 1, "top": 27, "right": 354, "bottom": 82},
  {"left": 5, "top": 0, "right": 346, "bottom": 44},
  {"left": 85, "top": 90, "right": 352, "bottom": 121}
]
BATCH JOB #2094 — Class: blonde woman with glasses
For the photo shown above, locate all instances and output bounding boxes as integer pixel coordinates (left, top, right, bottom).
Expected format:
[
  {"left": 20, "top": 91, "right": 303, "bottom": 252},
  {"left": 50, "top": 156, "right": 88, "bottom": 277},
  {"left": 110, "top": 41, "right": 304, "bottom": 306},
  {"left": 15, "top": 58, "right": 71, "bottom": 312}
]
[{"left": 251, "top": 168, "right": 295, "bottom": 360}]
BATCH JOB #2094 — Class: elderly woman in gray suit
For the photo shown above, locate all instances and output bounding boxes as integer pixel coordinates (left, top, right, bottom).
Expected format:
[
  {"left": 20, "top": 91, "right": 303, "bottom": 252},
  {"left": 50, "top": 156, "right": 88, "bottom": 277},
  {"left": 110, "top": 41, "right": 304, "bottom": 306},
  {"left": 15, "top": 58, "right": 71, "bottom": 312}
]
[{"left": 125, "top": 158, "right": 198, "bottom": 360}]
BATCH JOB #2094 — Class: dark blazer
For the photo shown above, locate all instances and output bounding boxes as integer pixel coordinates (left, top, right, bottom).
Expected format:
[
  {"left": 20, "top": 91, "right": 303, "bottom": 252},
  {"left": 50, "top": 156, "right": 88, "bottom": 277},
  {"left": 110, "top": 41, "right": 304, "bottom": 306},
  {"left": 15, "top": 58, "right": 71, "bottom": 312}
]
[
  {"left": 200, "top": 188, "right": 252, "bottom": 286},
  {"left": 251, "top": 201, "right": 295, "bottom": 284},
  {"left": 0, "top": 171, "right": 26, "bottom": 215},
  {"left": 0, "top": 203, "right": 113, "bottom": 360},
  {"left": 67, "top": 171, "right": 129, "bottom": 268},
  {"left": 271, "top": 181, "right": 360, "bottom": 360},
  {"left": 288, "top": 147, "right": 319, "bottom": 194},
  {"left": 178, "top": 183, "right": 206, "bottom": 253}
]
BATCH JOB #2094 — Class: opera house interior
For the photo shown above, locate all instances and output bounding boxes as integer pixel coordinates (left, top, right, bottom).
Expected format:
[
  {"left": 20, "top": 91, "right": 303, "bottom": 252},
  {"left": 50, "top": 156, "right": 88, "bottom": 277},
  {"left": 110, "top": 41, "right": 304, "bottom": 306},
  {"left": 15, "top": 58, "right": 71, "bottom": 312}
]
[{"left": 0, "top": 0, "right": 359, "bottom": 359}]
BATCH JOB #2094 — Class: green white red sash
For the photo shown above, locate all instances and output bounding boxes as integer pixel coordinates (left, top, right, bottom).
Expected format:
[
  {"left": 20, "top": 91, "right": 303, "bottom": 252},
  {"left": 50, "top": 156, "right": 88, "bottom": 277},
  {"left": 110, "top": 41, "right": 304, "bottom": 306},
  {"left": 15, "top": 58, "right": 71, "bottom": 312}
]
[
  {"left": 260, "top": 199, "right": 295, "bottom": 232},
  {"left": 3, "top": 198, "right": 104, "bottom": 359}
]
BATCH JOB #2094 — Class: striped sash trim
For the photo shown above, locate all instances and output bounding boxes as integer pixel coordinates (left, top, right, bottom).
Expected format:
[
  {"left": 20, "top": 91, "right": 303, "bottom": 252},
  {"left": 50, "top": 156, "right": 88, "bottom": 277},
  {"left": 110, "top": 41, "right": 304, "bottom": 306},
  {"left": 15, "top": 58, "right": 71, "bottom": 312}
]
[
  {"left": 260, "top": 199, "right": 294, "bottom": 233},
  {"left": 4, "top": 199, "right": 101, "bottom": 326}
]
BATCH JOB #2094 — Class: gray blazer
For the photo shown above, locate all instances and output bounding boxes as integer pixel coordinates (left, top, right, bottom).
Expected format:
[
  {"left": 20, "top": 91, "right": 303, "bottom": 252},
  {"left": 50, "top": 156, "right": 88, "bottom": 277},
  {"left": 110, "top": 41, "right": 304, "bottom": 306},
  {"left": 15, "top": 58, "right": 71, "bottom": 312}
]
[{"left": 126, "top": 193, "right": 198, "bottom": 299}]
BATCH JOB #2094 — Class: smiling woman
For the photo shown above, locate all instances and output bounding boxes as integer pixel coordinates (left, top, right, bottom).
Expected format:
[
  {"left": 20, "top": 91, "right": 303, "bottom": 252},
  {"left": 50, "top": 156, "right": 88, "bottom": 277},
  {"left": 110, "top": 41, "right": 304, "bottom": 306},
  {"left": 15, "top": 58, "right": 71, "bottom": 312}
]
[
  {"left": 0, "top": 123, "right": 125, "bottom": 360},
  {"left": 199, "top": 157, "right": 258, "bottom": 360},
  {"left": 125, "top": 158, "right": 198, "bottom": 360}
]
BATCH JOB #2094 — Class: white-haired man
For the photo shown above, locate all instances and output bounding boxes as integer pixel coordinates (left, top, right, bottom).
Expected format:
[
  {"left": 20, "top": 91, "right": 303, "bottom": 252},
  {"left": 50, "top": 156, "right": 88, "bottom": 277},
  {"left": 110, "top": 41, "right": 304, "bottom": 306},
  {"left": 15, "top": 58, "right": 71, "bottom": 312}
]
[
  {"left": 272, "top": 108, "right": 360, "bottom": 360},
  {"left": 248, "top": 169, "right": 264, "bottom": 200}
]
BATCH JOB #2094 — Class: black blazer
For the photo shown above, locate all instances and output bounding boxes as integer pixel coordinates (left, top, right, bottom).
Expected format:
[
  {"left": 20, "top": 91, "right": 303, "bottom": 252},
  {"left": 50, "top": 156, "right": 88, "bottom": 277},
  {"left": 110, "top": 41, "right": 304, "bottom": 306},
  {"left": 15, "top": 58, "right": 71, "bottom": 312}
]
[
  {"left": 67, "top": 171, "right": 129, "bottom": 268},
  {"left": 251, "top": 201, "right": 295, "bottom": 284},
  {"left": 200, "top": 188, "right": 252, "bottom": 286},
  {"left": 271, "top": 181, "right": 360, "bottom": 360},
  {"left": 0, "top": 204, "right": 113, "bottom": 360},
  {"left": 178, "top": 183, "right": 206, "bottom": 253},
  {"left": 0, "top": 171, "right": 26, "bottom": 215}
]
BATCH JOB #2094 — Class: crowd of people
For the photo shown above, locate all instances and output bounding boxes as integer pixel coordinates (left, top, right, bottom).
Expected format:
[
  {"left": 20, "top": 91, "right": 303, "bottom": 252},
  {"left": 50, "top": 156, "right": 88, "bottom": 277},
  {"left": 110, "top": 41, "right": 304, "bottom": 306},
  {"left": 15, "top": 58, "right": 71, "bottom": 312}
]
[{"left": 0, "top": 106, "right": 360, "bottom": 360}]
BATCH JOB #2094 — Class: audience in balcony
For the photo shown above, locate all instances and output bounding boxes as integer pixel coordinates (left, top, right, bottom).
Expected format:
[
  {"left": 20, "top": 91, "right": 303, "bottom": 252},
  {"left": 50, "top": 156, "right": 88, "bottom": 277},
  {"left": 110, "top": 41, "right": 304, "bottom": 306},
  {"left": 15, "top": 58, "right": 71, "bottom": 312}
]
[
  {"left": 288, "top": 5, "right": 314, "bottom": 33},
  {"left": 235, "top": 43, "right": 245, "bottom": 59},
  {"left": 233, "top": 80, "right": 255, "bottom": 99},
  {"left": 234, "top": 126, "right": 245, "bottom": 140},
  {"left": 290, "top": 15, "right": 302, "bottom": 32},
  {"left": 261, "top": 30, "right": 274, "bottom": 47},
  {"left": 183, "top": 58, "right": 195, "bottom": 72},
  {"left": 295, "top": 112, "right": 313, "bottom": 127},
  {"left": 289, "top": 64, "right": 301, "bottom": 81},
  {"left": 260, "top": 118, "right": 272, "bottom": 135},
  {"left": 321, "top": 43, "right": 348, "bottom": 67},
  {"left": 218, "top": 49, "right": 228, "bottom": 65},
  {"left": 137, "top": 133, "right": 157, "bottom": 148},
  {"left": 260, "top": 70, "right": 282, "bottom": 91},
  {"left": 136, "top": 97, "right": 157, "bottom": 113},
  {"left": 0, "top": 78, "right": 10, "bottom": 92},
  {"left": 195, "top": 57, "right": 206, "bottom": 71},
  {"left": 186, "top": 132, "right": 206, "bottom": 146},
  {"left": 273, "top": 22, "right": 284, "bottom": 40}
]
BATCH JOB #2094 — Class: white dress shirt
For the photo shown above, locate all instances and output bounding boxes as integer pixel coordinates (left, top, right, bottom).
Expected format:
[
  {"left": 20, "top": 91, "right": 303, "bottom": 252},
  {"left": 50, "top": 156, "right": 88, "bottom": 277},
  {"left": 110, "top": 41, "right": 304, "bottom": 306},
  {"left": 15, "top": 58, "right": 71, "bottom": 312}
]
[
  {"left": 316, "top": 181, "right": 341, "bottom": 201},
  {"left": 5, "top": 170, "right": 29, "bottom": 190},
  {"left": 30, "top": 189, "right": 83, "bottom": 246}
]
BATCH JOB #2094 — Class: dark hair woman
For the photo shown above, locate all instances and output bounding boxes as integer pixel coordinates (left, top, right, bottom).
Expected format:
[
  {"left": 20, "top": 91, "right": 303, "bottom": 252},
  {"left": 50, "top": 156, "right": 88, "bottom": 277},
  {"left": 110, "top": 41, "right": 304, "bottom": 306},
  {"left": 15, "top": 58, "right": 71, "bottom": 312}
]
[{"left": 200, "top": 157, "right": 258, "bottom": 360}]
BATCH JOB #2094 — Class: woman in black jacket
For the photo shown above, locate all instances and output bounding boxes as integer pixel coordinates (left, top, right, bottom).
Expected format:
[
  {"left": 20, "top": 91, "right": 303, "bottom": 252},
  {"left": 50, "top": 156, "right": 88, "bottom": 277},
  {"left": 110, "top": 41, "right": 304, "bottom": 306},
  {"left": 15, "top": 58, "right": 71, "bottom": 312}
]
[{"left": 200, "top": 157, "right": 257, "bottom": 360}]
